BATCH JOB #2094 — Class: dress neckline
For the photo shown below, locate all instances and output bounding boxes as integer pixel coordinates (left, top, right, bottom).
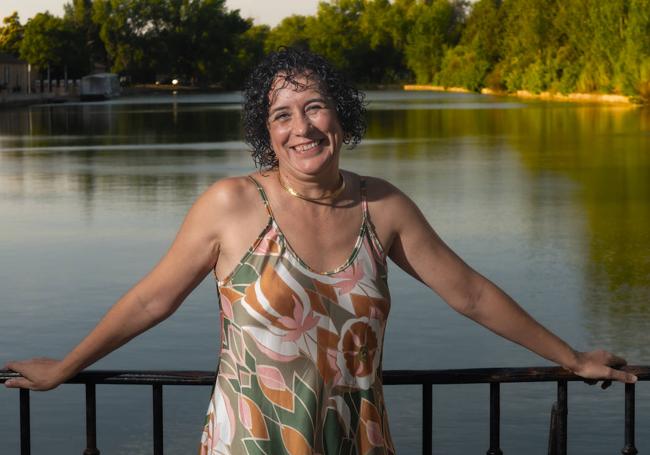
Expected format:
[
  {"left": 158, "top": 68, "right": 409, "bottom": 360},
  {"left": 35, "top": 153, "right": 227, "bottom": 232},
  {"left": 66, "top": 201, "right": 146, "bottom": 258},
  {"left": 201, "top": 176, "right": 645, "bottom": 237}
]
[{"left": 248, "top": 174, "right": 368, "bottom": 276}]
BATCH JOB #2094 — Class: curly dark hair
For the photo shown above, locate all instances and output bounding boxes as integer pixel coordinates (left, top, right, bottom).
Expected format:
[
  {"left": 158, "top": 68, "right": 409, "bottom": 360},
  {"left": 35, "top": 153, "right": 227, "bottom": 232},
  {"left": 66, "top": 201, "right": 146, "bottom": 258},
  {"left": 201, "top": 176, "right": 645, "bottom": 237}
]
[{"left": 242, "top": 47, "right": 366, "bottom": 169}]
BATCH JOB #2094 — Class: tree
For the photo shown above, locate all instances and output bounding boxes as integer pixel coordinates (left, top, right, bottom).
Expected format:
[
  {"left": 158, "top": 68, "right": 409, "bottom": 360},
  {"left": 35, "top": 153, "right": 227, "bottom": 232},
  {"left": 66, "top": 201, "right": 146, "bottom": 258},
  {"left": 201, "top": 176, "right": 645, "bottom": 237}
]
[
  {"left": 619, "top": 0, "right": 650, "bottom": 98},
  {"left": 231, "top": 24, "right": 270, "bottom": 86},
  {"left": 496, "top": 0, "right": 561, "bottom": 92},
  {"left": 20, "top": 12, "right": 88, "bottom": 79},
  {"left": 92, "top": 0, "right": 249, "bottom": 85},
  {"left": 403, "top": 0, "right": 466, "bottom": 84},
  {"left": 359, "top": 0, "right": 409, "bottom": 82},
  {"left": 182, "top": 0, "right": 250, "bottom": 86},
  {"left": 92, "top": 0, "right": 155, "bottom": 79},
  {"left": 307, "top": 0, "right": 368, "bottom": 78},
  {"left": 265, "top": 15, "right": 312, "bottom": 53},
  {"left": 64, "top": 0, "right": 107, "bottom": 71},
  {"left": 438, "top": 0, "right": 503, "bottom": 90},
  {"left": 0, "top": 12, "right": 24, "bottom": 57}
]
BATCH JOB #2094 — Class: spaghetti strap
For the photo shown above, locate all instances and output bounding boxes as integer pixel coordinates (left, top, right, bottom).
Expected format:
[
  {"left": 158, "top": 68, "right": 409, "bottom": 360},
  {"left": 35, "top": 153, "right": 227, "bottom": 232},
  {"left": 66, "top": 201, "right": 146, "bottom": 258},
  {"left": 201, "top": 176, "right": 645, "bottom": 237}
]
[
  {"left": 360, "top": 178, "right": 387, "bottom": 259},
  {"left": 247, "top": 175, "right": 274, "bottom": 218},
  {"left": 360, "top": 178, "right": 369, "bottom": 221}
]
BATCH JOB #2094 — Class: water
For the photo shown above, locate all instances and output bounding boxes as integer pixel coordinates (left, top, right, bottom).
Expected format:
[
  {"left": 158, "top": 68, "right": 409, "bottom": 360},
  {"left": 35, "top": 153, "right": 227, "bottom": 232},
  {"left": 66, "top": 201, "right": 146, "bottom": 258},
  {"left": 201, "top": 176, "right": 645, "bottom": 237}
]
[{"left": 1, "top": 92, "right": 649, "bottom": 454}]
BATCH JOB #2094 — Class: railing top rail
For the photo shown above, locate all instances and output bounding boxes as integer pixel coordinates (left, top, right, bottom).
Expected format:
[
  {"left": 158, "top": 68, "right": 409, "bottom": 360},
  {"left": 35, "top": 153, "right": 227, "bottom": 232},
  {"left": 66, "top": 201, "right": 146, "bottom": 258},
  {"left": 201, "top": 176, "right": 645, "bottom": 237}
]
[{"left": 1, "top": 366, "right": 647, "bottom": 386}]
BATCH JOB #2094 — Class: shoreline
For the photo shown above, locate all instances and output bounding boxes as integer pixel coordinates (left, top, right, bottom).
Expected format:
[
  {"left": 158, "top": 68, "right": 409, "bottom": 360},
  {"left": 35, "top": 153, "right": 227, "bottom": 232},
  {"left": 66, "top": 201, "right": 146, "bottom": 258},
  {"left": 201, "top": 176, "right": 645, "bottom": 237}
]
[
  {"left": 404, "top": 84, "right": 642, "bottom": 106},
  {"left": 3, "top": 85, "right": 643, "bottom": 109}
]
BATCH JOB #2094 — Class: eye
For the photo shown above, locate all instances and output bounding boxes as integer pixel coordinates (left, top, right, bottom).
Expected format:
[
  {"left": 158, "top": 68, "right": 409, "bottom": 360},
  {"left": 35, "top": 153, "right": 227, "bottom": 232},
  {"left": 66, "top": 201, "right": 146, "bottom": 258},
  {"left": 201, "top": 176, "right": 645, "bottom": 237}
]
[
  {"left": 272, "top": 112, "right": 290, "bottom": 122},
  {"left": 306, "top": 104, "right": 325, "bottom": 114}
]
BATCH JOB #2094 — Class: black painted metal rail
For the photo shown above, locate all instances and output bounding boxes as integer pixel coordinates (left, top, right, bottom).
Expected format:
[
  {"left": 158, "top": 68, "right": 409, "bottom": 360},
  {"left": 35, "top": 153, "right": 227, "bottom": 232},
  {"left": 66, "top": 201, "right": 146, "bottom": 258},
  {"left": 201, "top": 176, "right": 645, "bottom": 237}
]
[{"left": 1, "top": 366, "right": 647, "bottom": 455}]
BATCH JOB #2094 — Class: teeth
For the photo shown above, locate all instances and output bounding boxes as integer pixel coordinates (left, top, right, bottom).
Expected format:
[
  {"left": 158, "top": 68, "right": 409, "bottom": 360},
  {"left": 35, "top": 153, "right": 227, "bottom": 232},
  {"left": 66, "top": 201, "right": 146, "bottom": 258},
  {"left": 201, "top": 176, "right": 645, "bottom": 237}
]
[{"left": 294, "top": 140, "right": 320, "bottom": 152}]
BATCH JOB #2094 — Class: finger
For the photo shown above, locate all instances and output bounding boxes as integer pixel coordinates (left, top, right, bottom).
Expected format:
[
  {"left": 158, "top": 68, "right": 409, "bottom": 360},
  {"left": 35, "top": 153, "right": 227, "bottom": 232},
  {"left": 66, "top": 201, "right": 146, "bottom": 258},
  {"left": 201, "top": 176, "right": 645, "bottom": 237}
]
[
  {"left": 4, "top": 362, "right": 28, "bottom": 377},
  {"left": 4, "top": 377, "right": 33, "bottom": 389},
  {"left": 607, "top": 367, "right": 638, "bottom": 384}
]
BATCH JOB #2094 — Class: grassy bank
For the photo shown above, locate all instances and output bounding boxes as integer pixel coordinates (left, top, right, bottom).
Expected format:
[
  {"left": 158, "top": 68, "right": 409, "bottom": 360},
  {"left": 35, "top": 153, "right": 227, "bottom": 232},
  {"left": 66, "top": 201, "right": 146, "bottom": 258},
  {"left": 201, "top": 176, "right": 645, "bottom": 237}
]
[{"left": 404, "top": 85, "right": 643, "bottom": 106}]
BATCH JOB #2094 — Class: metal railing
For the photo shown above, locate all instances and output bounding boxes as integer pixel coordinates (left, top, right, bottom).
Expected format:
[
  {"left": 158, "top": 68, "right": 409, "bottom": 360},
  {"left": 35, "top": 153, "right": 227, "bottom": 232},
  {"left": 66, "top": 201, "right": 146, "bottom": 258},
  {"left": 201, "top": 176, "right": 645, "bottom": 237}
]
[{"left": 1, "top": 366, "right": 646, "bottom": 455}]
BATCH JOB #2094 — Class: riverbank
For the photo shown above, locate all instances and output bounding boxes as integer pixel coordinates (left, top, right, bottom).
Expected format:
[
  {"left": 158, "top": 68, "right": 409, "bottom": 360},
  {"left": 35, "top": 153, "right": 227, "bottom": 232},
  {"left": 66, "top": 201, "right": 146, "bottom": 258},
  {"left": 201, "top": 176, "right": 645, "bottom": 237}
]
[
  {"left": 404, "top": 84, "right": 643, "bottom": 105},
  {"left": 4, "top": 84, "right": 643, "bottom": 108},
  {"left": 0, "top": 92, "right": 76, "bottom": 108}
]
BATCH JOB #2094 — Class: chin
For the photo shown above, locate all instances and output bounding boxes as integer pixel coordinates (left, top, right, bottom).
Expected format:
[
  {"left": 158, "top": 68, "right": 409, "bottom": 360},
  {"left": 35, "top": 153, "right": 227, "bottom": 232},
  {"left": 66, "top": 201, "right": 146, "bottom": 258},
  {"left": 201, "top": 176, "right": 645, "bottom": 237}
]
[{"left": 293, "top": 154, "right": 338, "bottom": 175}]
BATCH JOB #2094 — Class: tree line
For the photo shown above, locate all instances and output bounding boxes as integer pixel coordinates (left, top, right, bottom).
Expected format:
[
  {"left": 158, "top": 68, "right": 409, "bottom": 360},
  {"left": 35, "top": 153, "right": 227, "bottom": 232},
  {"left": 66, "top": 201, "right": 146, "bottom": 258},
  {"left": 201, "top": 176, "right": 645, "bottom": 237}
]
[{"left": 1, "top": 0, "right": 649, "bottom": 99}]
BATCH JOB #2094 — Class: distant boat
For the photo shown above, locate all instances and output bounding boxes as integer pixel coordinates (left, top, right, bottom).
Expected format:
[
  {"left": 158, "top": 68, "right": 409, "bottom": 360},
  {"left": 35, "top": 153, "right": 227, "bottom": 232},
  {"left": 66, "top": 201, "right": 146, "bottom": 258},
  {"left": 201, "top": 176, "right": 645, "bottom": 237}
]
[{"left": 80, "top": 73, "right": 120, "bottom": 101}]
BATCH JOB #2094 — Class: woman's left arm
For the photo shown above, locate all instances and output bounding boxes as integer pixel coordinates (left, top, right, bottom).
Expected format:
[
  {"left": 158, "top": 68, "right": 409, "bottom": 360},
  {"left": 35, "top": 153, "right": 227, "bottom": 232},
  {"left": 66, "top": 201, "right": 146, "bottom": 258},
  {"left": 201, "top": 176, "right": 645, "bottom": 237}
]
[{"left": 374, "top": 180, "right": 637, "bottom": 385}]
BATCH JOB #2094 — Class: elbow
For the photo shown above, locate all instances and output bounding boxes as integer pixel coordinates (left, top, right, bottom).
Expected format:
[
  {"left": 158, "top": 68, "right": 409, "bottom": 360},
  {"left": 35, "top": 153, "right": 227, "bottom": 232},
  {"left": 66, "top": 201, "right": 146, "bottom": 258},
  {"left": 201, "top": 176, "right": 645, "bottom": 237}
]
[
  {"left": 146, "top": 299, "right": 178, "bottom": 324},
  {"left": 133, "top": 292, "right": 176, "bottom": 327},
  {"left": 455, "top": 274, "right": 486, "bottom": 320}
]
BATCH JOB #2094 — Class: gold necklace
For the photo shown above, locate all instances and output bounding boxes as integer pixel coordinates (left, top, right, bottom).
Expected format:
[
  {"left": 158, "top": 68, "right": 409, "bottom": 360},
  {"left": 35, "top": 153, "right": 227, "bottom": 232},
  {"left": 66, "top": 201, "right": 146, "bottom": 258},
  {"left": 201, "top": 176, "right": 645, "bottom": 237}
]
[{"left": 278, "top": 171, "right": 346, "bottom": 202}]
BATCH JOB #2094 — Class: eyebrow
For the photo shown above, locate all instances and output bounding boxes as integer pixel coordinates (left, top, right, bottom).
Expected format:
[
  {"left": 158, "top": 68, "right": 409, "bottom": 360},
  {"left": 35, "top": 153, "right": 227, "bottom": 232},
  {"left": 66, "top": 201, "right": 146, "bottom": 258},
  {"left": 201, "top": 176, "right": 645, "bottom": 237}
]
[{"left": 269, "top": 97, "right": 328, "bottom": 116}]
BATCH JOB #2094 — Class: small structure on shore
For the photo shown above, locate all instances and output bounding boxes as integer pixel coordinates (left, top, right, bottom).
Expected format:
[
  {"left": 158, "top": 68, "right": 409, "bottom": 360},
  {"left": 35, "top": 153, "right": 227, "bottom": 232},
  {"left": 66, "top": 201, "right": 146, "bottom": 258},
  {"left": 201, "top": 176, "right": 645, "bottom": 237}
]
[
  {"left": 0, "top": 53, "right": 34, "bottom": 95},
  {"left": 80, "top": 73, "right": 120, "bottom": 101}
]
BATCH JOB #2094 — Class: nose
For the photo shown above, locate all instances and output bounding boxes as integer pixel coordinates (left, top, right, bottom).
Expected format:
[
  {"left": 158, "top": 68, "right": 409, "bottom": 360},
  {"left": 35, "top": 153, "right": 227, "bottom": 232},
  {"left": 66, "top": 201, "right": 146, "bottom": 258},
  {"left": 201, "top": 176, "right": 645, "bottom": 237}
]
[{"left": 292, "top": 112, "right": 311, "bottom": 135}]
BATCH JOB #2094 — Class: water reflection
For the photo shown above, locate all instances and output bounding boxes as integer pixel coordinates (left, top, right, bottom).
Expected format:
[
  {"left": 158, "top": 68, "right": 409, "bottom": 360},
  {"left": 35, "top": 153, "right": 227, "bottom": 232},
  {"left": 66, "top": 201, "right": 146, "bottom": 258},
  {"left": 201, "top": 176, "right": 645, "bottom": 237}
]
[
  {"left": 500, "top": 105, "right": 650, "bottom": 357},
  {"left": 0, "top": 96, "right": 243, "bottom": 147},
  {"left": 2, "top": 95, "right": 649, "bottom": 345},
  {"left": 363, "top": 100, "right": 650, "bottom": 356}
]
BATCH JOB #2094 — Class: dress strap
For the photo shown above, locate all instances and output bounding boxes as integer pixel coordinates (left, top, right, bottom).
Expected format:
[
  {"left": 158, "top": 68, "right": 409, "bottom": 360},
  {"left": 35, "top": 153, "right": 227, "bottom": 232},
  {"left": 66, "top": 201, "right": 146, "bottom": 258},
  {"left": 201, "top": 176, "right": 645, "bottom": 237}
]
[
  {"left": 360, "top": 178, "right": 387, "bottom": 260},
  {"left": 247, "top": 175, "right": 274, "bottom": 218},
  {"left": 360, "top": 178, "right": 369, "bottom": 221}
]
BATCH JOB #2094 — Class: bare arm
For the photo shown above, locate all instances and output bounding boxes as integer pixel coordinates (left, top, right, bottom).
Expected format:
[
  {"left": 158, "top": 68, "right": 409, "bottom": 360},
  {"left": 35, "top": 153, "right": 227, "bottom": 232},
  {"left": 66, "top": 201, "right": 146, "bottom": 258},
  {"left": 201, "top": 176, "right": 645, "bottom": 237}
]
[
  {"left": 374, "top": 179, "right": 637, "bottom": 384},
  {"left": 4, "top": 179, "right": 238, "bottom": 390}
]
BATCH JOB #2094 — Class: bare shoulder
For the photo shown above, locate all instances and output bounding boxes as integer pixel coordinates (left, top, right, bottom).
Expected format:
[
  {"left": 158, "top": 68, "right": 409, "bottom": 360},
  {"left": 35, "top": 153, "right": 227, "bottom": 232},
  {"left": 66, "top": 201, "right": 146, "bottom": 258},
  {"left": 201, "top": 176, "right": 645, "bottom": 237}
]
[
  {"left": 362, "top": 175, "right": 420, "bottom": 220},
  {"left": 359, "top": 175, "right": 424, "bottom": 252},
  {"left": 182, "top": 175, "right": 265, "bottom": 239},
  {"left": 203, "top": 175, "right": 259, "bottom": 208}
]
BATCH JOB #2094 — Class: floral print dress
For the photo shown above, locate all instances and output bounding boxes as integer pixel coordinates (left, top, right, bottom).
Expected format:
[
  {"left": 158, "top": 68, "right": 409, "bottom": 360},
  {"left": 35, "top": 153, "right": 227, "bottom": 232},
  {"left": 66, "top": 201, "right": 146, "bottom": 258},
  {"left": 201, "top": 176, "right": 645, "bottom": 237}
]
[{"left": 199, "top": 176, "right": 395, "bottom": 455}]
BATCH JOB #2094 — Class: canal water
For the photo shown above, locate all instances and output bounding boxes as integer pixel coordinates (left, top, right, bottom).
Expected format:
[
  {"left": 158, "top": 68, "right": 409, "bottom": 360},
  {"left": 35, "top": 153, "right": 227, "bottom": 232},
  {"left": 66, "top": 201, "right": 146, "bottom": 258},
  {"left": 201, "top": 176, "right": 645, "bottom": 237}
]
[{"left": 1, "top": 91, "right": 649, "bottom": 454}]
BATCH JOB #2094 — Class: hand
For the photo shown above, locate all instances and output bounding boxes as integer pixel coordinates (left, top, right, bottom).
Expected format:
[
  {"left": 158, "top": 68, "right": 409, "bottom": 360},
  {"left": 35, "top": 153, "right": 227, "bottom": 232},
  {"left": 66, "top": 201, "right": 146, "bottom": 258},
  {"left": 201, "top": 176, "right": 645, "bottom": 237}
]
[
  {"left": 3, "top": 358, "right": 66, "bottom": 391},
  {"left": 569, "top": 350, "right": 637, "bottom": 389}
]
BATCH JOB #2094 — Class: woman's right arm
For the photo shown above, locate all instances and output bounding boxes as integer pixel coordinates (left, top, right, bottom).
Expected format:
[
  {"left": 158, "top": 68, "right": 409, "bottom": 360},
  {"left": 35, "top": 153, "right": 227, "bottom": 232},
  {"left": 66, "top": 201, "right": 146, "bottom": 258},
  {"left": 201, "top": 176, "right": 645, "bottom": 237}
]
[{"left": 3, "top": 179, "right": 240, "bottom": 391}]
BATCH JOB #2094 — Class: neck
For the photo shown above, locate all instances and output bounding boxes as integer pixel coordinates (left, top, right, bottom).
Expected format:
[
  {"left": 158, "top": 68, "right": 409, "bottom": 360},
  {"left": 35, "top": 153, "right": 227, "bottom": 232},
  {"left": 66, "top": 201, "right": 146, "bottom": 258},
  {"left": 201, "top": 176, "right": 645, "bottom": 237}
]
[{"left": 276, "top": 167, "right": 345, "bottom": 202}]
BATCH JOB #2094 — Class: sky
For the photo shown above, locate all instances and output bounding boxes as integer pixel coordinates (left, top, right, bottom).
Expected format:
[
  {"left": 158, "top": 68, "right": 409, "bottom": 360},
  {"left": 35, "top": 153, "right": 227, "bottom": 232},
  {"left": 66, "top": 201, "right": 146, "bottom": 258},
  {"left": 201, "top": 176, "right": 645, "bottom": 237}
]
[{"left": 1, "top": 0, "right": 321, "bottom": 26}]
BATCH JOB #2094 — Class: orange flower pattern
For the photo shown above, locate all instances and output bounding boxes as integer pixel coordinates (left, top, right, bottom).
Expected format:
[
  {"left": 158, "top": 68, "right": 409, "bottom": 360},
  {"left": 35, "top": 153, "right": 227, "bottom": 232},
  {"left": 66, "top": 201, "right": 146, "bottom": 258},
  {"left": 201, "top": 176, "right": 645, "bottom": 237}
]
[{"left": 199, "top": 177, "right": 395, "bottom": 455}]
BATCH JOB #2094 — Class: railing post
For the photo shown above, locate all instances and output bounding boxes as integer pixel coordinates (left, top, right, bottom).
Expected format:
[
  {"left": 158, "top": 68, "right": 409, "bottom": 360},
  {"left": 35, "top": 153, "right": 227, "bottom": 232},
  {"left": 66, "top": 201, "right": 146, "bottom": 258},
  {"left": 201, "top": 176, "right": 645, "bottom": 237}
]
[
  {"left": 621, "top": 383, "right": 638, "bottom": 455},
  {"left": 486, "top": 382, "right": 503, "bottom": 455},
  {"left": 556, "top": 380, "right": 567, "bottom": 455},
  {"left": 84, "top": 383, "right": 100, "bottom": 455},
  {"left": 20, "top": 389, "right": 31, "bottom": 455},
  {"left": 153, "top": 384, "right": 164, "bottom": 455},
  {"left": 547, "top": 402, "right": 558, "bottom": 455},
  {"left": 422, "top": 383, "right": 432, "bottom": 455}
]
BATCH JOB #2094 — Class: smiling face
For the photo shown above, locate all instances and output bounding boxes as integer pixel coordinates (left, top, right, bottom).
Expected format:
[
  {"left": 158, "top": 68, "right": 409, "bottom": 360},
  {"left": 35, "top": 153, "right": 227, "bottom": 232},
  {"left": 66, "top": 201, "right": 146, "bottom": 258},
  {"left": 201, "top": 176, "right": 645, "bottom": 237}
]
[{"left": 267, "top": 73, "right": 344, "bottom": 177}]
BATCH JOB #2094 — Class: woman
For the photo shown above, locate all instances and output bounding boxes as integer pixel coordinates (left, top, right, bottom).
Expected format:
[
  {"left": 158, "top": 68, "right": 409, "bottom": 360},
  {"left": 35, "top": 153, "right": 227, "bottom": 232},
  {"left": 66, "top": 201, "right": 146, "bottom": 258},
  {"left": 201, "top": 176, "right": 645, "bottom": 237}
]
[{"left": 4, "top": 48, "right": 637, "bottom": 453}]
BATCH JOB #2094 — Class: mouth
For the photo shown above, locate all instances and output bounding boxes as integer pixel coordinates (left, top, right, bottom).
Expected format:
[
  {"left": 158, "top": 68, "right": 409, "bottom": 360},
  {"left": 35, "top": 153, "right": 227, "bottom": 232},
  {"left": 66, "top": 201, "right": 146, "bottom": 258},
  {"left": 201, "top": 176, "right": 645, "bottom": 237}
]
[{"left": 291, "top": 139, "right": 323, "bottom": 153}]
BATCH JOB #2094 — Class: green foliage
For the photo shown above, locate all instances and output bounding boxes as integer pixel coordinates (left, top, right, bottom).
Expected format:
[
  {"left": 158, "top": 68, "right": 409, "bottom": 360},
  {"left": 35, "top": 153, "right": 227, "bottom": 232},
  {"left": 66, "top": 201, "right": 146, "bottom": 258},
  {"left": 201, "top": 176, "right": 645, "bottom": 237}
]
[
  {"left": 20, "top": 12, "right": 89, "bottom": 78},
  {"left": 64, "top": 0, "right": 106, "bottom": 70},
  {"left": 359, "top": 0, "right": 409, "bottom": 82},
  {"left": 265, "top": 15, "right": 312, "bottom": 53},
  {"left": 92, "top": 0, "right": 249, "bottom": 84},
  {"left": 404, "top": 0, "right": 466, "bottom": 84},
  {"left": 230, "top": 24, "right": 270, "bottom": 88},
  {"left": 307, "top": 0, "right": 372, "bottom": 80},
  {"left": 0, "top": 12, "right": 24, "bottom": 57},
  {"left": 4, "top": 0, "right": 650, "bottom": 97},
  {"left": 437, "top": 45, "right": 489, "bottom": 91},
  {"left": 618, "top": 0, "right": 650, "bottom": 98},
  {"left": 265, "top": 0, "right": 407, "bottom": 84}
]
